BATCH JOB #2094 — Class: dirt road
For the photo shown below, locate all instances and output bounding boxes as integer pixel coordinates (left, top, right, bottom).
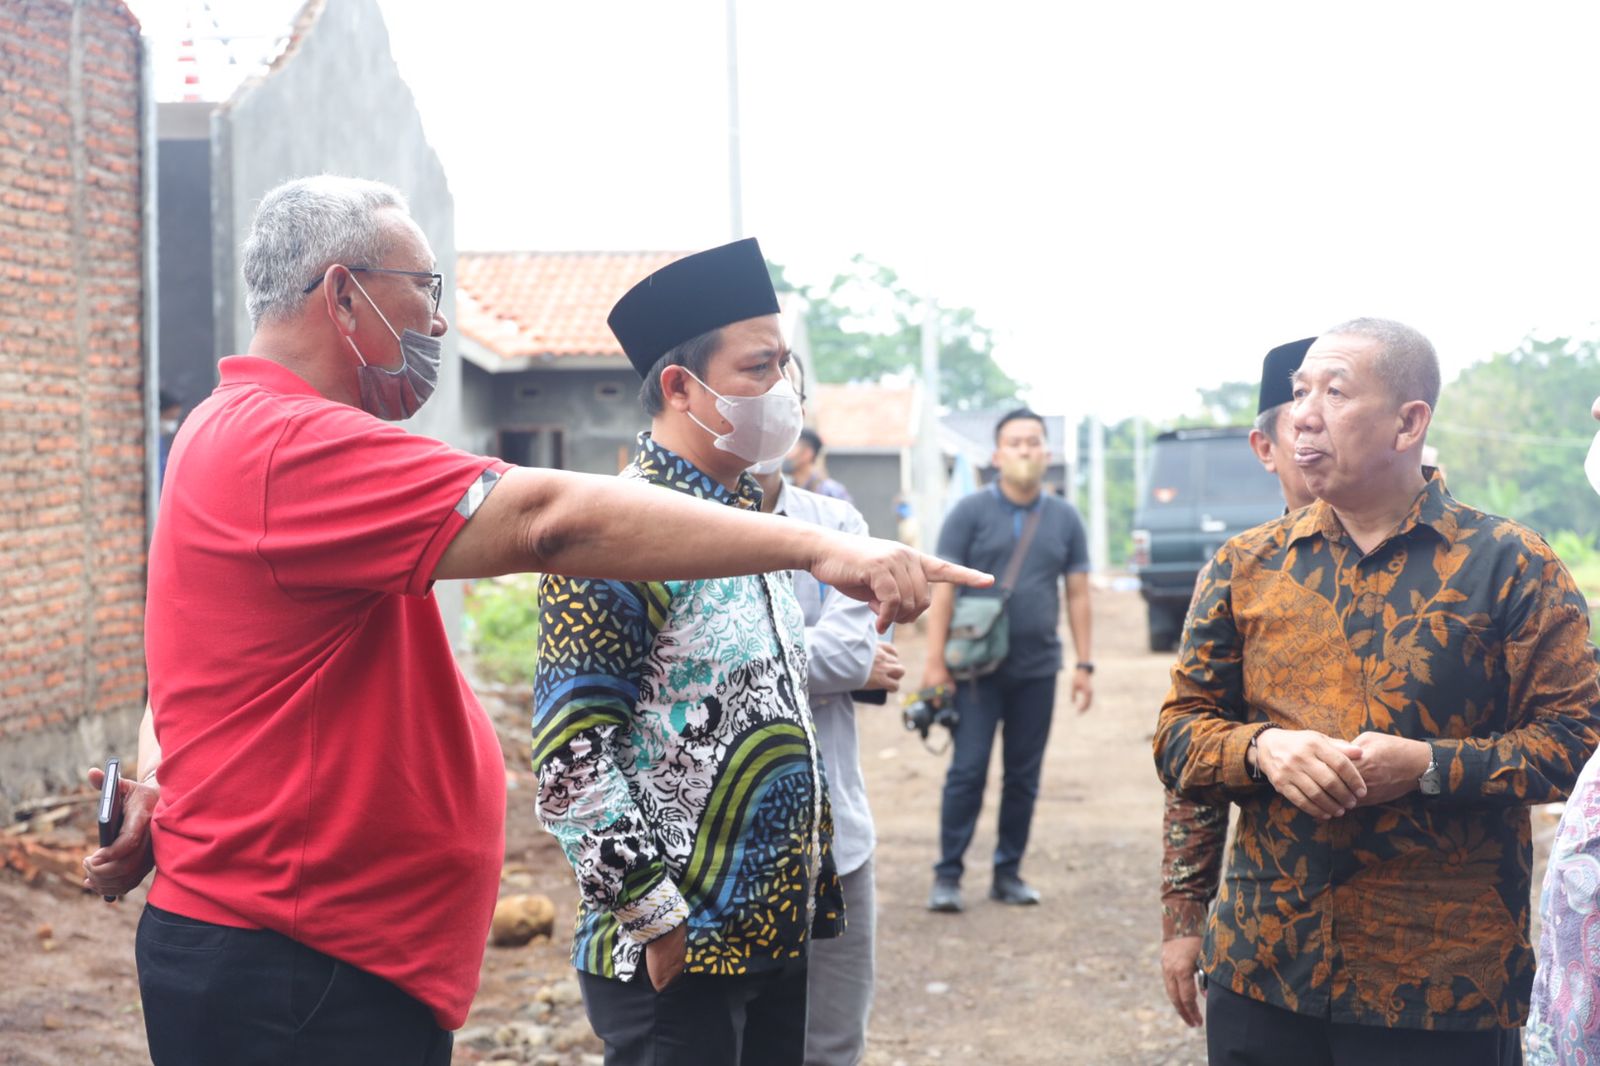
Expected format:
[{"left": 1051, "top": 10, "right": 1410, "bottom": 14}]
[
  {"left": 0, "top": 588, "right": 1559, "bottom": 1065},
  {"left": 856, "top": 586, "right": 1203, "bottom": 1066}
]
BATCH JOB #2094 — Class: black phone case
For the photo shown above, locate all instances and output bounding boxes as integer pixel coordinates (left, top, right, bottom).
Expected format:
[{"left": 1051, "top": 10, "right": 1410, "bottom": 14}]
[{"left": 97, "top": 757, "right": 123, "bottom": 848}]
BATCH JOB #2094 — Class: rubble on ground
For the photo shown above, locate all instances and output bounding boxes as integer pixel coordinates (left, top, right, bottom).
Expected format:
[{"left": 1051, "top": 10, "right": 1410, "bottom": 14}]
[
  {"left": 491, "top": 893, "right": 557, "bottom": 947},
  {"left": 1, "top": 793, "right": 100, "bottom": 895}
]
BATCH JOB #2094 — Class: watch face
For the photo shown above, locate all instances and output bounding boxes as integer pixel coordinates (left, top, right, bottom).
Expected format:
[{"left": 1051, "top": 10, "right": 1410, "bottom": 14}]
[{"left": 1419, "top": 772, "right": 1442, "bottom": 796}]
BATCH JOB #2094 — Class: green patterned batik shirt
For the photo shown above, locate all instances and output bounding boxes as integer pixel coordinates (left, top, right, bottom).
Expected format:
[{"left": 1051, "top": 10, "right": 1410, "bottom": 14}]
[{"left": 533, "top": 432, "right": 844, "bottom": 981}]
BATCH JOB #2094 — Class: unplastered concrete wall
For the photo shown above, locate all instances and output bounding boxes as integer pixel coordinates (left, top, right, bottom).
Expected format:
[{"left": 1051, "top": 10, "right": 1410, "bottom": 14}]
[
  {"left": 471, "top": 364, "right": 647, "bottom": 476},
  {"left": 0, "top": 0, "right": 147, "bottom": 816},
  {"left": 209, "top": 0, "right": 471, "bottom": 634}
]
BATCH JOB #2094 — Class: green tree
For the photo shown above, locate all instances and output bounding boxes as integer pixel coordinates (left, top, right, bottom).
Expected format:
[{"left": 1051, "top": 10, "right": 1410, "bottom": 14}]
[
  {"left": 1174, "top": 381, "right": 1258, "bottom": 428},
  {"left": 1434, "top": 334, "right": 1600, "bottom": 540},
  {"left": 1072, "top": 415, "right": 1143, "bottom": 566},
  {"left": 771, "top": 255, "right": 1023, "bottom": 410}
]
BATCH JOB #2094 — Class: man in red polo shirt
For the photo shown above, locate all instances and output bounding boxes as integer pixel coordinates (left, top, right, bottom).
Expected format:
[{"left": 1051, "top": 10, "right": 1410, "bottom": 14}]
[{"left": 82, "top": 176, "right": 988, "bottom": 1066}]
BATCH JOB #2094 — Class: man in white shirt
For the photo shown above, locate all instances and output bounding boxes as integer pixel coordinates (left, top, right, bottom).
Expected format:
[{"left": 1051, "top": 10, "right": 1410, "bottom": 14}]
[{"left": 753, "top": 362, "right": 904, "bottom": 1066}]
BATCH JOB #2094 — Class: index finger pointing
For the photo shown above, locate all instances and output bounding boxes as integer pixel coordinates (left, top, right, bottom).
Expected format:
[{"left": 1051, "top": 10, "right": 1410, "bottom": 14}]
[{"left": 920, "top": 556, "right": 994, "bottom": 589}]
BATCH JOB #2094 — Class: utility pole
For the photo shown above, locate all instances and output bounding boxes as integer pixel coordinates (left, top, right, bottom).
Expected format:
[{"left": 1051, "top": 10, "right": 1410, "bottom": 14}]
[
  {"left": 1133, "top": 415, "right": 1147, "bottom": 510},
  {"left": 1088, "top": 415, "right": 1108, "bottom": 575},
  {"left": 725, "top": 0, "right": 743, "bottom": 240},
  {"left": 916, "top": 300, "right": 944, "bottom": 553}
]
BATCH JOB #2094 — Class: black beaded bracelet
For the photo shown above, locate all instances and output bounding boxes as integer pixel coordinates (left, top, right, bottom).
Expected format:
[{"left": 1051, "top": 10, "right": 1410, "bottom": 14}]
[{"left": 1246, "top": 724, "right": 1280, "bottom": 781}]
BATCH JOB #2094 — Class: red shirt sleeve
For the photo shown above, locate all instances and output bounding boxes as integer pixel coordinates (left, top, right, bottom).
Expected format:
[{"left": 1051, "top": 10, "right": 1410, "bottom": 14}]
[{"left": 258, "top": 403, "right": 510, "bottom": 597}]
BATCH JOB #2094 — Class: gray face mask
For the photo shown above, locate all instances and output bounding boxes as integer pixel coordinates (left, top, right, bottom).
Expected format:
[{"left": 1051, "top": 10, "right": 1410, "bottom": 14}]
[{"left": 345, "top": 275, "right": 441, "bottom": 421}]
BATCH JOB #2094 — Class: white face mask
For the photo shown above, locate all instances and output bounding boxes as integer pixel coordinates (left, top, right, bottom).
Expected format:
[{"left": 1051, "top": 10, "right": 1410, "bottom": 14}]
[
  {"left": 684, "top": 370, "right": 804, "bottom": 466},
  {"left": 1585, "top": 429, "right": 1600, "bottom": 497},
  {"left": 748, "top": 455, "right": 785, "bottom": 475}
]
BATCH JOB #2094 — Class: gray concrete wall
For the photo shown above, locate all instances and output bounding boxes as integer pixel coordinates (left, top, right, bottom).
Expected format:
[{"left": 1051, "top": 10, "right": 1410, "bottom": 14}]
[
  {"left": 467, "top": 364, "right": 649, "bottom": 476},
  {"left": 156, "top": 104, "right": 215, "bottom": 415},
  {"left": 823, "top": 452, "right": 904, "bottom": 542},
  {"left": 208, "top": 0, "right": 471, "bottom": 633},
  {"left": 459, "top": 362, "right": 499, "bottom": 458}
]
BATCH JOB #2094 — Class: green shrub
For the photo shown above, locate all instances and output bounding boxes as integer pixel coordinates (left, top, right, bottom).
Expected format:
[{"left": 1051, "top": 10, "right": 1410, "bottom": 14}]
[
  {"left": 1549, "top": 530, "right": 1600, "bottom": 604},
  {"left": 463, "top": 575, "right": 542, "bottom": 687}
]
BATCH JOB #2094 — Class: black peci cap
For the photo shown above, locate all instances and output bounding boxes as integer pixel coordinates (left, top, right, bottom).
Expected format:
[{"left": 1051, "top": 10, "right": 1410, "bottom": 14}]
[
  {"left": 1259, "top": 337, "right": 1316, "bottom": 413},
  {"left": 607, "top": 238, "right": 781, "bottom": 378}
]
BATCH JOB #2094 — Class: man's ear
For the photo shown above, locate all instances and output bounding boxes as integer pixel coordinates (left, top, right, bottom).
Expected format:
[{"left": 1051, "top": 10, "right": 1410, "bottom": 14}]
[
  {"left": 1396, "top": 400, "right": 1433, "bottom": 453},
  {"left": 1248, "top": 427, "right": 1277, "bottom": 473},
  {"left": 659, "top": 364, "right": 693, "bottom": 413},
  {"left": 322, "top": 265, "right": 358, "bottom": 337}
]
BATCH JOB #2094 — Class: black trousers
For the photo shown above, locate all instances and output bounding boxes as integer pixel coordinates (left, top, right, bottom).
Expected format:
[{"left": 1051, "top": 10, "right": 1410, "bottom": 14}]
[
  {"left": 136, "top": 904, "right": 452, "bottom": 1066},
  {"left": 1206, "top": 983, "right": 1523, "bottom": 1066},
  {"left": 578, "top": 955, "right": 810, "bottom": 1066},
  {"left": 935, "top": 672, "right": 1057, "bottom": 881}
]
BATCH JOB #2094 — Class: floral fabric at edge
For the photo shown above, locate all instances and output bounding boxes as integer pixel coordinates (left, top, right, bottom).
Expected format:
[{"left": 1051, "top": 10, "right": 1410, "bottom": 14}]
[{"left": 1528, "top": 748, "right": 1600, "bottom": 1063}]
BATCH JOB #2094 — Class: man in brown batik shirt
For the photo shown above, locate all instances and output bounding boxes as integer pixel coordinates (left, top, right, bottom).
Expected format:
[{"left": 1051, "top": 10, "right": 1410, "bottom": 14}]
[{"left": 1154, "top": 318, "right": 1600, "bottom": 1065}]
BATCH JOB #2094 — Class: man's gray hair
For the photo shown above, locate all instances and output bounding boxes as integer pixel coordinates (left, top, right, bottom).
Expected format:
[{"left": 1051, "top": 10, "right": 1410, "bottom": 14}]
[
  {"left": 1254, "top": 402, "right": 1287, "bottom": 442},
  {"left": 241, "top": 175, "right": 411, "bottom": 327},
  {"left": 1324, "top": 317, "right": 1441, "bottom": 409}
]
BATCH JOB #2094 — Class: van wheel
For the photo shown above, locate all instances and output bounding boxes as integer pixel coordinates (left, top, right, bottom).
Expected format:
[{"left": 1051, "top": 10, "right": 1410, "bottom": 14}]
[{"left": 1147, "top": 604, "right": 1182, "bottom": 653}]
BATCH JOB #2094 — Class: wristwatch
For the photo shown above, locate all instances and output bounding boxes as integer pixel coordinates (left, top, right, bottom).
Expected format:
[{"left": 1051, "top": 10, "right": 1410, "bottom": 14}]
[
  {"left": 1075, "top": 662, "right": 1094, "bottom": 674},
  {"left": 1417, "top": 743, "right": 1441, "bottom": 796}
]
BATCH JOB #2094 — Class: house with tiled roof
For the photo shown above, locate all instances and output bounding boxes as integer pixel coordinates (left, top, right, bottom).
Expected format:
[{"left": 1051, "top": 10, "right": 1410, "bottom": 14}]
[
  {"left": 455, "top": 251, "right": 812, "bottom": 475},
  {"left": 799, "top": 386, "right": 1075, "bottom": 540},
  {"left": 807, "top": 382, "right": 921, "bottom": 540},
  {"left": 455, "top": 251, "right": 671, "bottom": 472}
]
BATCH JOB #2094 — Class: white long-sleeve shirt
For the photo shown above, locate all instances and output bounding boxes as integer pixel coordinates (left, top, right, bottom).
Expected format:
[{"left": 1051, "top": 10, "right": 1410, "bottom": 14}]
[{"left": 773, "top": 480, "right": 880, "bottom": 875}]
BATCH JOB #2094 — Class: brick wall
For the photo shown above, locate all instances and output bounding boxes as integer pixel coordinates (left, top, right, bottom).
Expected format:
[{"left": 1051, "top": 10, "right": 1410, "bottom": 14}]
[{"left": 0, "top": 0, "right": 146, "bottom": 812}]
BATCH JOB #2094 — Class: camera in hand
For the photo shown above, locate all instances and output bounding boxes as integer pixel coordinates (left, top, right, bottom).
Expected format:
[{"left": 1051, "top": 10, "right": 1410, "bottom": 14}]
[{"left": 902, "top": 684, "right": 958, "bottom": 745}]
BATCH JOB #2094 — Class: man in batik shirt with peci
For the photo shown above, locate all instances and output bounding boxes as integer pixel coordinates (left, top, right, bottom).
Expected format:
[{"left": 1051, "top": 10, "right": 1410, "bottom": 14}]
[
  {"left": 533, "top": 240, "right": 984, "bottom": 1066},
  {"left": 1159, "top": 335, "right": 1318, "bottom": 1029}
]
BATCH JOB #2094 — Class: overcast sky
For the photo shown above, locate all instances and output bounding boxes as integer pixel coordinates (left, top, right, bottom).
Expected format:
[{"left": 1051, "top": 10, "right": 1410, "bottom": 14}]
[{"left": 134, "top": 0, "right": 1600, "bottom": 426}]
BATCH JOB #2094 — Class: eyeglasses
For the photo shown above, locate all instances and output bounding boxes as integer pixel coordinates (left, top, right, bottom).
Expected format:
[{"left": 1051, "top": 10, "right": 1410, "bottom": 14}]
[{"left": 303, "top": 266, "right": 444, "bottom": 316}]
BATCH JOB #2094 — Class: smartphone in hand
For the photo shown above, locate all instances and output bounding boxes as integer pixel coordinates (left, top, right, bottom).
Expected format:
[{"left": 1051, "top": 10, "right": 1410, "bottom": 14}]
[
  {"left": 851, "top": 625, "right": 895, "bottom": 705},
  {"left": 96, "top": 757, "right": 123, "bottom": 901}
]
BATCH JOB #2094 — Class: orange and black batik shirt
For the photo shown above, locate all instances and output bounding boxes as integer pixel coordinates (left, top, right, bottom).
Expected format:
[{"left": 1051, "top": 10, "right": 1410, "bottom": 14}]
[{"left": 1154, "top": 470, "right": 1600, "bottom": 1030}]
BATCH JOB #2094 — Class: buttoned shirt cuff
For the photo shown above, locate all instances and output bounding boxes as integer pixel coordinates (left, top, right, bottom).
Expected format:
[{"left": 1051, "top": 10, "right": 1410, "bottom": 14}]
[
  {"left": 1162, "top": 899, "right": 1208, "bottom": 941},
  {"left": 612, "top": 876, "right": 690, "bottom": 948},
  {"left": 1426, "top": 738, "right": 1476, "bottom": 804},
  {"left": 1221, "top": 723, "right": 1275, "bottom": 790}
]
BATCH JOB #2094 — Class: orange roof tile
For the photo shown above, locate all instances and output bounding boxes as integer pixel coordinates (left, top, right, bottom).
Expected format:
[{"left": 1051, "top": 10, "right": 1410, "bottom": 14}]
[
  {"left": 455, "top": 251, "right": 687, "bottom": 362},
  {"left": 809, "top": 382, "right": 918, "bottom": 450}
]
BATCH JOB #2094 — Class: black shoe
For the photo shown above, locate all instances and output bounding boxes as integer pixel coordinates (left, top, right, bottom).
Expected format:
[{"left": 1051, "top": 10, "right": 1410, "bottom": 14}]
[
  {"left": 989, "top": 874, "right": 1041, "bottom": 905},
  {"left": 927, "top": 879, "right": 963, "bottom": 913}
]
